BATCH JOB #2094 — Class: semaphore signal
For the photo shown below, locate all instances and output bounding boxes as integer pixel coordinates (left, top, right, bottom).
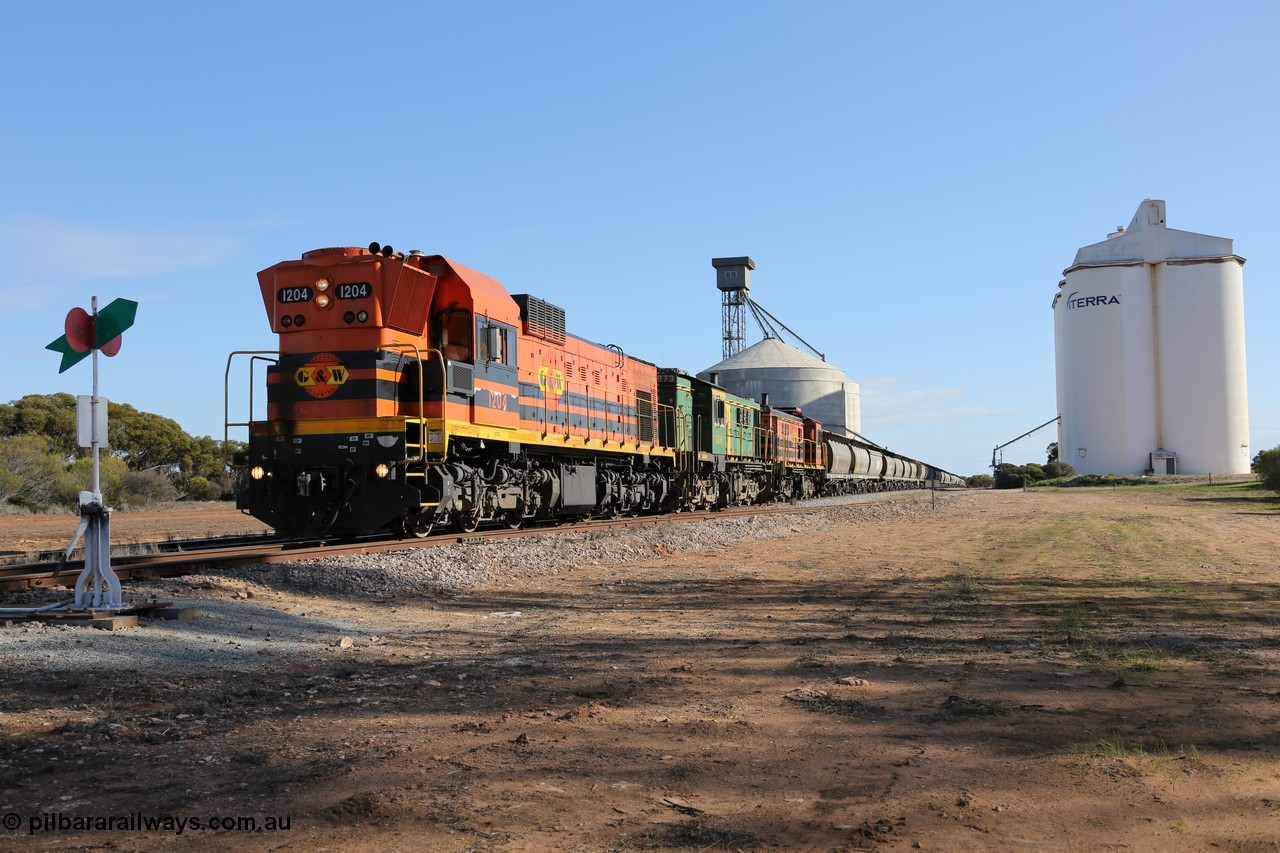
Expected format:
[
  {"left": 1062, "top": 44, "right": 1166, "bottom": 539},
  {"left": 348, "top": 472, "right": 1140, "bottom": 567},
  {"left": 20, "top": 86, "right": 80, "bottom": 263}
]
[
  {"left": 46, "top": 297, "right": 137, "bottom": 373},
  {"left": 44, "top": 296, "right": 139, "bottom": 611}
]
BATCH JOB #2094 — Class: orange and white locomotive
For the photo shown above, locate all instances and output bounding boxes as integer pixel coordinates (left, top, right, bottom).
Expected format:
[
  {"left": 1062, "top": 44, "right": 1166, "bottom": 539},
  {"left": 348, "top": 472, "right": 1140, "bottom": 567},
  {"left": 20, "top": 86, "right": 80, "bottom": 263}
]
[{"left": 232, "top": 244, "right": 673, "bottom": 536}]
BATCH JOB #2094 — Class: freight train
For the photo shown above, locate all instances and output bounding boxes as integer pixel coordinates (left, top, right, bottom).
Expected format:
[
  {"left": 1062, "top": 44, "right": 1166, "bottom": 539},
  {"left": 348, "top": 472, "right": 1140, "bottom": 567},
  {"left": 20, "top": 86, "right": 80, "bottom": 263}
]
[{"left": 228, "top": 244, "right": 963, "bottom": 537}]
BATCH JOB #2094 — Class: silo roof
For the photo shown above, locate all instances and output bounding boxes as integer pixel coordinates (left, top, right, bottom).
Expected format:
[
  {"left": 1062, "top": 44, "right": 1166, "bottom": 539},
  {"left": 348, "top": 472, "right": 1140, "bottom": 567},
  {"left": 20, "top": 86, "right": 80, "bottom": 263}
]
[
  {"left": 1067, "top": 199, "right": 1242, "bottom": 271},
  {"left": 702, "top": 337, "right": 845, "bottom": 375}
]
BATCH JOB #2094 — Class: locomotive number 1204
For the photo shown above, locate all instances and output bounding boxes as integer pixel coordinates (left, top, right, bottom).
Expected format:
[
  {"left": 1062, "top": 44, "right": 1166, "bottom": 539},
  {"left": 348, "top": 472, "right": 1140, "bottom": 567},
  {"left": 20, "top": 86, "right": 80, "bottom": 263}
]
[{"left": 336, "top": 282, "right": 371, "bottom": 299}]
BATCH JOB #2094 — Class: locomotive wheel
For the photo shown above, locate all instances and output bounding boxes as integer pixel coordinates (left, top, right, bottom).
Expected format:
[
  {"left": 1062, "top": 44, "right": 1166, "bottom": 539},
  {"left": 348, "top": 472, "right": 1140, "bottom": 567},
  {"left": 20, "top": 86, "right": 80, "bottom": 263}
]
[
  {"left": 502, "top": 510, "right": 523, "bottom": 530},
  {"left": 455, "top": 512, "right": 480, "bottom": 534},
  {"left": 401, "top": 509, "right": 434, "bottom": 539}
]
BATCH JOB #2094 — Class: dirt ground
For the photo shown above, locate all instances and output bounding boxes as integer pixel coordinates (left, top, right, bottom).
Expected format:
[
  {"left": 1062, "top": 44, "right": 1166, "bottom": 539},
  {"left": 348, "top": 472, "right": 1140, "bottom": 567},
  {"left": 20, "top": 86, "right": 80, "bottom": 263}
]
[
  {"left": 2, "top": 484, "right": 1279, "bottom": 852},
  {"left": 0, "top": 503, "right": 271, "bottom": 560}
]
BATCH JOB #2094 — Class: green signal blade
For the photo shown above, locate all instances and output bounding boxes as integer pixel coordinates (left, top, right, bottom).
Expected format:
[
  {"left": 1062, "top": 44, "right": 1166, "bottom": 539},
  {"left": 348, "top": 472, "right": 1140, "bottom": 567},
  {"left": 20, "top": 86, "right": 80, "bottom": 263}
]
[
  {"left": 46, "top": 335, "right": 92, "bottom": 374},
  {"left": 95, "top": 298, "right": 138, "bottom": 347}
]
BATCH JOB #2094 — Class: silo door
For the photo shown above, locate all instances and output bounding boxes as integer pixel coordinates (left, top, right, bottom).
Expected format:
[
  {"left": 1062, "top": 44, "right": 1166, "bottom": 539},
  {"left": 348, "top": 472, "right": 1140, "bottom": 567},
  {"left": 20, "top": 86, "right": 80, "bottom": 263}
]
[{"left": 1150, "top": 452, "right": 1178, "bottom": 475}]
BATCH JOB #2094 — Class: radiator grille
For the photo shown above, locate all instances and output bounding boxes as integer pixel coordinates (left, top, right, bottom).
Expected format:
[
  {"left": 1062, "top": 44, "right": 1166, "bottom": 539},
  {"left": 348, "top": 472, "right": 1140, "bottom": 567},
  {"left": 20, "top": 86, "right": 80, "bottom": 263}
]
[
  {"left": 636, "top": 390, "right": 654, "bottom": 442},
  {"left": 449, "top": 363, "right": 474, "bottom": 394},
  {"left": 512, "top": 294, "right": 566, "bottom": 345}
]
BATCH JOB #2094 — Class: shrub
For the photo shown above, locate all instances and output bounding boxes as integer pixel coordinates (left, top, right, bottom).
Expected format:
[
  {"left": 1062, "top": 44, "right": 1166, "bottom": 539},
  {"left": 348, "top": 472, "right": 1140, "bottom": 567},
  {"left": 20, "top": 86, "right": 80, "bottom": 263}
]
[
  {"left": 994, "top": 462, "right": 1074, "bottom": 489},
  {"left": 966, "top": 474, "right": 994, "bottom": 488},
  {"left": 0, "top": 435, "right": 73, "bottom": 510},
  {"left": 66, "top": 455, "right": 129, "bottom": 507},
  {"left": 174, "top": 470, "right": 236, "bottom": 501},
  {"left": 183, "top": 476, "right": 214, "bottom": 501},
  {"left": 994, "top": 463, "right": 1033, "bottom": 489},
  {"left": 1060, "top": 474, "right": 1158, "bottom": 488},
  {"left": 1253, "top": 447, "right": 1280, "bottom": 491},
  {"left": 117, "top": 470, "right": 179, "bottom": 507},
  {"left": 1044, "top": 460, "right": 1076, "bottom": 479}
]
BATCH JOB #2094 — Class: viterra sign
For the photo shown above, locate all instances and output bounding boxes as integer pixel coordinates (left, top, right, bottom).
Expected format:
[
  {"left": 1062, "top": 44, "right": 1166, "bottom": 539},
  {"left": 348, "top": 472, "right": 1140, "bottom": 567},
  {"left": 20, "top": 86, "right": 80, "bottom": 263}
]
[{"left": 1065, "top": 292, "right": 1120, "bottom": 310}]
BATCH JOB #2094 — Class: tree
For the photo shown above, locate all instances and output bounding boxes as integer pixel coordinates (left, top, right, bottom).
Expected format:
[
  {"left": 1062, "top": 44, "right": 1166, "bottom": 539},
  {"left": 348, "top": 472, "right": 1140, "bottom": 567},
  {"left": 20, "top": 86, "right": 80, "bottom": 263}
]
[
  {"left": 994, "top": 462, "right": 1054, "bottom": 489},
  {"left": 994, "top": 463, "right": 1027, "bottom": 489},
  {"left": 107, "top": 403, "right": 192, "bottom": 471},
  {"left": 1253, "top": 446, "right": 1280, "bottom": 491},
  {"left": 966, "top": 473, "right": 994, "bottom": 488},
  {"left": 0, "top": 435, "right": 74, "bottom": 509},
  {"left": 67, "top": 455, "right": 128, "bottom": 506},
  {"left": 0, "top": 394, "right": 79, "bottom": 458},
  {"left": 1044, "top": 459, "right": 1076, "bottom": 479},
  {"left": 0, "top": 394, "right": 246, "bottom": 506},
  {"left": 174, "top": 435, "right": 242, "bottom": 500}
]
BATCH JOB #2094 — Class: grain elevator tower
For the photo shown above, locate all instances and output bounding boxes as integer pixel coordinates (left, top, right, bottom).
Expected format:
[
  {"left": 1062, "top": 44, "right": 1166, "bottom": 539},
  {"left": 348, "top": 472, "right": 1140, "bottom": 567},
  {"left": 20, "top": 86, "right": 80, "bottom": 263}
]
[{"left": 714, "top": 256, "right": 754, "bottom": 359}]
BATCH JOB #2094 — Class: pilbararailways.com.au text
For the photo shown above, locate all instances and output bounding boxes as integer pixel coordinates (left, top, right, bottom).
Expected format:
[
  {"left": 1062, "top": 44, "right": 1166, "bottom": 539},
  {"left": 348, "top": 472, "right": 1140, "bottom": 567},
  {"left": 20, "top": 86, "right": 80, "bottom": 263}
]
[{"left": 8, "top": 811, "right": 291, "bottom": 836}]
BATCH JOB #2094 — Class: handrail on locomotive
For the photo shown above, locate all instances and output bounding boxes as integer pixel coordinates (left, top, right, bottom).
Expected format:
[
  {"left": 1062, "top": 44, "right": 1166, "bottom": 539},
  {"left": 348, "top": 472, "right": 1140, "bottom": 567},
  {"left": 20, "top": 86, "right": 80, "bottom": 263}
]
[
  {"left": 375, "top": 342, "right": 442, "bottom": 466},
  {"left": 223, "top": 350, "right": 279, "bottom": 462}
]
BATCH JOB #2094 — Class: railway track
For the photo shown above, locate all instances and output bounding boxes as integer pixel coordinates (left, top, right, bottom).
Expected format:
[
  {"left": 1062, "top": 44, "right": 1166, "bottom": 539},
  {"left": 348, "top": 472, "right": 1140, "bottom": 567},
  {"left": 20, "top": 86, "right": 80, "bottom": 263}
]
[{"left": 0, "top": 489, "right": 945, "bottom": 593}]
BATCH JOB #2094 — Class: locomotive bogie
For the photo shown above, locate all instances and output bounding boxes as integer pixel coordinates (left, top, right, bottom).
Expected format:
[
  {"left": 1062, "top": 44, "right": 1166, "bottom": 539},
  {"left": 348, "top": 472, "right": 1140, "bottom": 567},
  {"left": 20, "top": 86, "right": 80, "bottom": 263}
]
[{"left": 412, "top": 440, "right": 675, "bottom": 531}]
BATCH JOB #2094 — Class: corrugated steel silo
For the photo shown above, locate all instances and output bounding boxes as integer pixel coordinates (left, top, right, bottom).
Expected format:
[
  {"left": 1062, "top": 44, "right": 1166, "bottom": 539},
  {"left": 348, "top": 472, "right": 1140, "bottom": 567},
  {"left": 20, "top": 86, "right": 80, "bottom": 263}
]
[
  {"left": 1053, "top": 200, "right": 1250, "bottom": 475},
  {"left": 698, "top": 338, "right": 862, "bottom": 437}
]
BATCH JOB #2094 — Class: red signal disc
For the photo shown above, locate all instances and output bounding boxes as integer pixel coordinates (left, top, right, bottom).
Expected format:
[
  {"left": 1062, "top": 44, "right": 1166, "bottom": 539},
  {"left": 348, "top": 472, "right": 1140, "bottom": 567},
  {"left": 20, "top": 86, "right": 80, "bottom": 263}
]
[{"left": 64, "top": 307, "right": 94, "bottom": 353}]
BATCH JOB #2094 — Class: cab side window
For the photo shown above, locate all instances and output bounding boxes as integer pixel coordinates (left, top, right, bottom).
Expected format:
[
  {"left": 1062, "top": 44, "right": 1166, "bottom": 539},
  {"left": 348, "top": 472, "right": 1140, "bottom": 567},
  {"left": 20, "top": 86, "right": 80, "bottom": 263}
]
[
  {"left": 477, "top": 319, "right": 509, "bottom": 364},
  {"left": 438, "top": 309, "right": 473, "bottom": 361}
]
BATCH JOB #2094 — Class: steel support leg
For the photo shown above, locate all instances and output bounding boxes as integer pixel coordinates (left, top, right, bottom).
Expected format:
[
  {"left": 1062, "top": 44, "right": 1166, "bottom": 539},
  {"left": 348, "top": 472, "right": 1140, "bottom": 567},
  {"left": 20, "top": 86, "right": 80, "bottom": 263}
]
[{"left": 71, "top": 491, "right": 123, "bottom": 610}]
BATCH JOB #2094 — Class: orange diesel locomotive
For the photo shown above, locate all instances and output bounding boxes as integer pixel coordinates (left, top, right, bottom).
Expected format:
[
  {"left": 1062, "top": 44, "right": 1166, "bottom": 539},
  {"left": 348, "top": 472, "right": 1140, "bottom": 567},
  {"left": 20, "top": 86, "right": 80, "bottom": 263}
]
[{"left": 232, "top": 244, "right": 673, "bottom": 536}]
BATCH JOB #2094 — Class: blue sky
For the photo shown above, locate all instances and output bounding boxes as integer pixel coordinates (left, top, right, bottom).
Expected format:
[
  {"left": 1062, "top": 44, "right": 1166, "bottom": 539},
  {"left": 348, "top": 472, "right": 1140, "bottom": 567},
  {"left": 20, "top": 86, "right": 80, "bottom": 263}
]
[{"left": 2, "top": 1, "right": 1276, "bottom": 476}]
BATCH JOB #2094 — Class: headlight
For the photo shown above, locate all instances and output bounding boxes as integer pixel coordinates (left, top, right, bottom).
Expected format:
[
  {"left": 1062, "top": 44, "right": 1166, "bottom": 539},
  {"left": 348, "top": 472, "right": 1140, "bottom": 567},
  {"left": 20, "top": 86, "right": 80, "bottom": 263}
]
[
  {"left": 375, "top": 463, "right": 390, "bottom": 479},
  {"left": 315, "top": 277, "right": 330, "bottom": 292},
  {"left": 250, "top": 466, "right": 266, "bottom": 480},
  {"left": 316, "top": 294, "right": 331, "bottom": 309}
]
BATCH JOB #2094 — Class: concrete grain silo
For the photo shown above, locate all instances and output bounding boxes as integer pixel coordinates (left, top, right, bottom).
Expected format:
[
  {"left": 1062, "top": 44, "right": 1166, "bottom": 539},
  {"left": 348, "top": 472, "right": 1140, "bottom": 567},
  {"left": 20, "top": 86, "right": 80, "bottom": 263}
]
[{"left": 1053, "top": 200, "right": 1250, "bottom": 476}]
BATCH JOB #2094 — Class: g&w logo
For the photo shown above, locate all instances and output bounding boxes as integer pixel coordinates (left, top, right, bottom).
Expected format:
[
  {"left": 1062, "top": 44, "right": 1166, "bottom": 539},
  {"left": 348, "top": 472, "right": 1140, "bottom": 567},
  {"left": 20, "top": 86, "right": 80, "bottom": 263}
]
[{"left": 295, "top": 353, "right": 348, "bottom": 399}]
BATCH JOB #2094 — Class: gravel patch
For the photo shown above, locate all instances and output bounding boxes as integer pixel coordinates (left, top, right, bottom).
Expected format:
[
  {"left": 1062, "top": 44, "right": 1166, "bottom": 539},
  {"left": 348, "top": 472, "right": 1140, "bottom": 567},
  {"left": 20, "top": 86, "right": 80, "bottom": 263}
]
[
  {"left": 0, "top": 491, "right": 971, "bottom": 677},
  {"left": 216, "top": 490, "right": 967, "bottom": 597},
  {"left": 0, "top": 598, "right": 366, "bottom": 677}
]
